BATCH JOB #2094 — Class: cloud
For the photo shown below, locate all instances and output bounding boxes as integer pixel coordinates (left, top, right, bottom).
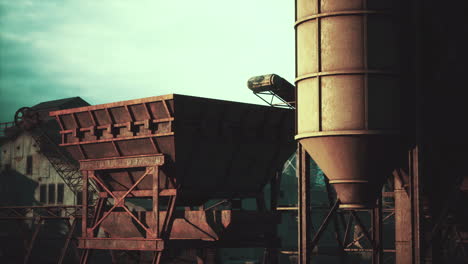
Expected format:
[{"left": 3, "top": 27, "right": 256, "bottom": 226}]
[{"left": 0, "top": 0, "right": 294, "bottom": 122}]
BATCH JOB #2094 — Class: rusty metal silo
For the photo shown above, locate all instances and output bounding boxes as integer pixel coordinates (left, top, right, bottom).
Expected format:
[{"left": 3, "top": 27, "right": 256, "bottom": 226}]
[{"left": 295, "top": 1, "right": 401, "bottom": 209}]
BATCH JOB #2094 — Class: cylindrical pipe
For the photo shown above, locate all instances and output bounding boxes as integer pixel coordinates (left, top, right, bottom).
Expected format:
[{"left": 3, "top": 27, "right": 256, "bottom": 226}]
[{"left": 295, "top": 1, "right": 401, "bottom": 209}]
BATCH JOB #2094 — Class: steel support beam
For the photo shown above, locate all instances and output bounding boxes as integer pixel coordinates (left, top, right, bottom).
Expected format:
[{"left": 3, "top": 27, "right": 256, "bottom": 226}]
[
  {"left": 58, "top": 218, "right": 78, "bottom": 264},
  {"left": 310, "top": 199, "right": 340, "bottom": 250},
  {"left": 23, "top": 217, "right": 43, "bottom": 264}
]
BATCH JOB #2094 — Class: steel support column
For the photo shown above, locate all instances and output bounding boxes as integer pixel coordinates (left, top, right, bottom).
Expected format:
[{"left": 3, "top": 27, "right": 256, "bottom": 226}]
[
  {"left": 394, "top": 146, "right": 423, "bottom": 263},
  {"left": 152, "top": 166, "right": 160, "bottom": 238},
  {"left": 298, "top": 144, "right": 311, "bottom": 264},
  {"left": 395, "top": 168, "right": 412, "bottom": 264},
  {"left": 372, "top": 196, "right": 383, "bottom": 264},
  {"left": 262, "top": 170, "right": 281, "bottom": 264},
  {"left": 82, "top": 171, "right": 89, "bottom": 238},
  {"left": 410, "top": 146, "right": 422, "bottom": 263}
]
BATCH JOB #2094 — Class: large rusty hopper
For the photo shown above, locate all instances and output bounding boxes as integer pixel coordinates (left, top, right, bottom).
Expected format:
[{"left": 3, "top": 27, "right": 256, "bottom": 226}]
[
  {"left": 50, "top": 94, "right": 295, "bottom": 204},
  {"left": 295, "top": 1, "right": 401, "bottom": 208},
  {"left": 49, "top": 94, "right": 294, "bottom": 253}
]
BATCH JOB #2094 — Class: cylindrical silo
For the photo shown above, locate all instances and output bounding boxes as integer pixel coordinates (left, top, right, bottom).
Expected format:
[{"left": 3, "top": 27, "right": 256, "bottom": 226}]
[{"left": 295, "top": 1, "right": 401, "bottom": 209}]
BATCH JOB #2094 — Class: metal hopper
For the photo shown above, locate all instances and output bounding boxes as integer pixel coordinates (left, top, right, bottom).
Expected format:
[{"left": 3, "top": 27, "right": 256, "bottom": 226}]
[
  {"left": 49, "top": 94, "right": 294, "bottom": 254},
  {"left": 50, "top": 94, "right": 294, "bottom": 204}
]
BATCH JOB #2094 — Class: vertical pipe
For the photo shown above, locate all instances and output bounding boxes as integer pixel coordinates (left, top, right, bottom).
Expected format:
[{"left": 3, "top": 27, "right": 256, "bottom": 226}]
[{"left": 298, "top": 144, "right": 311, "bottom": 264}]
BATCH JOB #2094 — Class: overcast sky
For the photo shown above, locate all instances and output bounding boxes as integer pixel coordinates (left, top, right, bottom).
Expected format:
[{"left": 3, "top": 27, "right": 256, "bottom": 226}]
[{"left": 0, "top": 0, "right": 295, "bottom": 122}]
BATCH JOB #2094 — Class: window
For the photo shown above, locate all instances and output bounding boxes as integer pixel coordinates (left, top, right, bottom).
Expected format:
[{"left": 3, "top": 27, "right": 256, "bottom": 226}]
[
  {"left": 26, "top": 155, "right": 33, "bottom": 175},
  {"left": 40, "top": 184, "right": 47, "bottom": 203},
  {"left": 77, "top": 191, "right": 83, "bottom": 205},
  {"left": 40, "top": 184, "right": 64, "bottom": 204},
  {"left": 57, "top": 184, "right": 64, "bottom": 204},
  {"left": 48, "top": 184, "right": 56, "bottom": 204}
]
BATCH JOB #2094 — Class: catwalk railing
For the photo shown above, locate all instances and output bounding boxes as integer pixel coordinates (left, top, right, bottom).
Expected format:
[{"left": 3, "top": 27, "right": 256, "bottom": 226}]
[{"left": 0, "top": 121, "right": 14, "bottom": 137}]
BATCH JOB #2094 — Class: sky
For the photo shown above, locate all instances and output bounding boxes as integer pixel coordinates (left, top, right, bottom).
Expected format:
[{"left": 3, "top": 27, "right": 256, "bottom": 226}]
[{"left": 0, "top": 0, "right": 295, "bottom": 122}]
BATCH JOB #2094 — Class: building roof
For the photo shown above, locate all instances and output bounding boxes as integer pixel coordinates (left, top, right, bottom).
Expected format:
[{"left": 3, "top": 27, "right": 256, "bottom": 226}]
[
  {"left": 31, "top": 97, "right": 90, "bottom": 112},
  {"left": 1, "top": 97, "right": 90, "bottom": 144},
  {"left": 32, "top": 97, "right": 90, "bottom": 122}
]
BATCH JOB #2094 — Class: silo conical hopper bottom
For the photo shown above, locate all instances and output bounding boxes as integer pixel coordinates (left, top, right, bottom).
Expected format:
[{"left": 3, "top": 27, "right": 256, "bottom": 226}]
[{"left": 299, "top": 134, "right": 400, "bottom": 209}]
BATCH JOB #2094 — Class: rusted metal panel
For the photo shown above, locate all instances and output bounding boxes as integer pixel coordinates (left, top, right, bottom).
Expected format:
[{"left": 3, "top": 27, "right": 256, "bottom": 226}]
[
  {"left": 295, "top": 0, "right": 401, "bottom": 209},
  {"left": 98, "top": 189, "right": 176, "bottom": 198},
  {"left": 78, "top": 237, "right": 164, "bottom": 251},
  {"left": 80, "top": 154, "right": 164, "bottom": 170},
  {"left": 98, "top": 210, "right": 279, "bottom": 241}
]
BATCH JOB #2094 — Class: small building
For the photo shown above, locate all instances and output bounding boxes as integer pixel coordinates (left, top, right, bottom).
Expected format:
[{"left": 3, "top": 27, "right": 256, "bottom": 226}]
[{"left": 0, "top": 97, "right": 90, "bottom": 206}]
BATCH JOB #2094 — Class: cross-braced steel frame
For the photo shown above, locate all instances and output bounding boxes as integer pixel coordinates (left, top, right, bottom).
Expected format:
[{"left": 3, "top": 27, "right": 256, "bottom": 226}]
[
  {"left": 78, "top": 154, "right": 177, "bottom": 264},
  {"left": 297, "top": 143, "right": 403, "bottom": 264}
]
